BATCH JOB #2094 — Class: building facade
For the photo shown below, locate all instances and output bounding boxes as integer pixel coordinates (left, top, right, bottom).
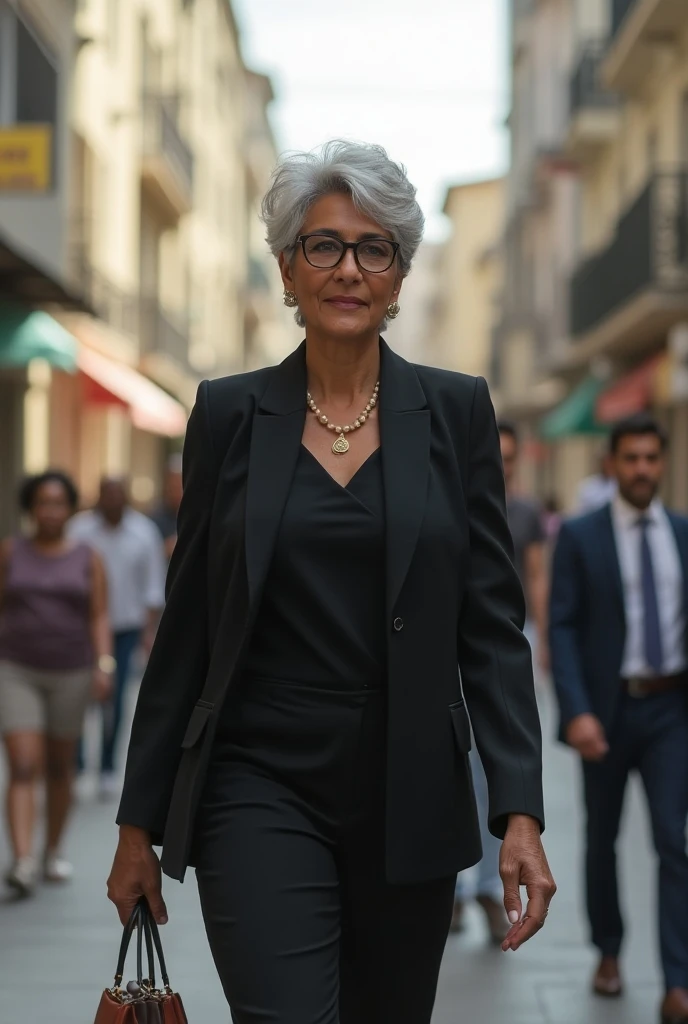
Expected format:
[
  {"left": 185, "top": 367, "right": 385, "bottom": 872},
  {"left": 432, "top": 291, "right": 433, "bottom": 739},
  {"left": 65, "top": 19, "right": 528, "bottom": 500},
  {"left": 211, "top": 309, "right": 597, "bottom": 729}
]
[
  {"left": 494, "top": 0, "right": 688, "bottom": 510},
  {"left": 0, "top": 0, "right": 284, "bottom": 531},
  {"left": 0, "top": 0, "right": 86, "bottom": 535}
]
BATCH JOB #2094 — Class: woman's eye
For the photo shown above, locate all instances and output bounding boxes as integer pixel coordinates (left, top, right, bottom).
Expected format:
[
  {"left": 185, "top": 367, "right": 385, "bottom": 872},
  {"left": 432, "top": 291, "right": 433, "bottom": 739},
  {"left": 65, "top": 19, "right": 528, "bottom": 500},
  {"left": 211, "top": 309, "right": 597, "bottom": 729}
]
[
  {"left": 361, "top": 244, "right": 387, "bottom": 257},
  {"left": 311, "top": 240, "right": 339, "bottom": 252}
]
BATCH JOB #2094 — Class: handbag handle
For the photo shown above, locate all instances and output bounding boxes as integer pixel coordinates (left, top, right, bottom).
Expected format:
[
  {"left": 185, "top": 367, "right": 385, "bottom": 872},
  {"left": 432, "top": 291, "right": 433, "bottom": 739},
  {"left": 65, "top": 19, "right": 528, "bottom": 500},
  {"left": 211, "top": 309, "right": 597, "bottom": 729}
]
[
  {"left": 138, "top": 899, "right": 172, "bottom": 991},
  {"left": 113, "top": 901, "right": 156, "bottom": 990}
]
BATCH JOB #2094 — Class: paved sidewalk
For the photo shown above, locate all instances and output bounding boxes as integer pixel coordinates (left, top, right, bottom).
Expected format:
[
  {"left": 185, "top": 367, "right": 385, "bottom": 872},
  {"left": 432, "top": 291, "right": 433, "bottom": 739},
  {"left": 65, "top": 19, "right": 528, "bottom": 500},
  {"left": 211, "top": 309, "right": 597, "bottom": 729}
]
[{"left": 0, "top": 687, "right": 661, "bottom": 1023}]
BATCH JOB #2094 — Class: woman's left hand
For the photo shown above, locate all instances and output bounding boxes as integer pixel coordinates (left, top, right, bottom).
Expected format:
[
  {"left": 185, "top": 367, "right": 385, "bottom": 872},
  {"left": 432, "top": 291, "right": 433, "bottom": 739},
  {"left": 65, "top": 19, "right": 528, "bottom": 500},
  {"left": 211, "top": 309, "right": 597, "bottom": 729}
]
[{"left": 499, "top": 814, "right": 556, "bottom": 952}]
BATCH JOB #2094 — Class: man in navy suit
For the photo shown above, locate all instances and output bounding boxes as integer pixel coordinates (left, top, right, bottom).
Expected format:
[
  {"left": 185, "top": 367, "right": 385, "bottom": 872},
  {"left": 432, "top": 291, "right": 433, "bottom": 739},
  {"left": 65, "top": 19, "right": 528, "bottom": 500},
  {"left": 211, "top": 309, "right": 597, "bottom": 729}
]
[{"left": 550, "top": 414, "right": 688, "bottom": 1024}]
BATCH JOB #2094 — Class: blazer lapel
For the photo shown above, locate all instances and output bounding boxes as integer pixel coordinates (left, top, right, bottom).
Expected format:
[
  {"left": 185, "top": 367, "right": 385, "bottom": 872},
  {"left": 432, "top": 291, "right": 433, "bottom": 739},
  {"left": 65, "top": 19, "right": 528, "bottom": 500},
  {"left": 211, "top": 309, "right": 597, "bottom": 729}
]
[
  {"left": 379, "top": 340, "right": 430, "bottom": 616},
  {"left": 667, "top": 513, "right": 688, "bottom": 654},
  {"left": 244, "top": 343, "right": 306, "bottom": 612},
  {"left": 599, "top": 504, "right": 626, "bottom": 628}
]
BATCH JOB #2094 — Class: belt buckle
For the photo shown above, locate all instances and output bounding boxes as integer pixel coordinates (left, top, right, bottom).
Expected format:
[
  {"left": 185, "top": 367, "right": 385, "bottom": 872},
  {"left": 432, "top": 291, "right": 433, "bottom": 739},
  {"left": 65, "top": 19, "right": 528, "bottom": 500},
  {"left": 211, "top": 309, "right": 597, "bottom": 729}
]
[{"left": 627, "top": 677, "right": 648, "bottom": 699}]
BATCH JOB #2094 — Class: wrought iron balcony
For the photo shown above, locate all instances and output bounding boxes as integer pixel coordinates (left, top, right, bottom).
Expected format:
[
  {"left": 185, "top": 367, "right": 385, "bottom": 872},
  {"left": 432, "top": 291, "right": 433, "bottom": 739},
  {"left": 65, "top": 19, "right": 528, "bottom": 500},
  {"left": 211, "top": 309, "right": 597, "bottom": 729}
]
[
  {"left": 570, "top": 171, "right": 688, "bottom": 338},
  {"left": 70, "top": 240, "right": 139, "bottom": 337},
  {"left": 141, "top": 95, "right": 194, "bottom": 222},
  {"left": 570, "top": 44, "right": 618, "bottom": 115},
  {"left": 139, "top": 297, "right": 191, "bottom": 369},
  {"left": 566, "top": 43, "right": 619, "bottom": 158}
]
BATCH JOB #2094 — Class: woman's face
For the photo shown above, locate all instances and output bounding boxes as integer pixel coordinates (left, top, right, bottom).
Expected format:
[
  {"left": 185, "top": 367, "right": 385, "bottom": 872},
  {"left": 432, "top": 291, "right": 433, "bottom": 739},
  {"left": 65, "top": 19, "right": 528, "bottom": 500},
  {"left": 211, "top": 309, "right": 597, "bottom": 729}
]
[
  {"left": 279, "top": 192, "right": 403, "bottom": 341},
  {"left": 30, "top": 480, "right": 73, "bottom": 538}
]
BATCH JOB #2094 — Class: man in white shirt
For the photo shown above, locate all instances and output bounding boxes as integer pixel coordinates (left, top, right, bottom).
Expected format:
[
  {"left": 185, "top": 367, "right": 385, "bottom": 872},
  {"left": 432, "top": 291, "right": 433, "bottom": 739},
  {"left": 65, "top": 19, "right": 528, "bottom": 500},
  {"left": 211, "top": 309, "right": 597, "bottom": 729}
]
[
  {"left": 575, "top": 451, "right": 617, "bottom": 513},
  {"left": 549, "top": 415, "right": 688, "bottom": 1023},
  {"left": 69, "top": 478, "right": 166, "bottom": 797}
]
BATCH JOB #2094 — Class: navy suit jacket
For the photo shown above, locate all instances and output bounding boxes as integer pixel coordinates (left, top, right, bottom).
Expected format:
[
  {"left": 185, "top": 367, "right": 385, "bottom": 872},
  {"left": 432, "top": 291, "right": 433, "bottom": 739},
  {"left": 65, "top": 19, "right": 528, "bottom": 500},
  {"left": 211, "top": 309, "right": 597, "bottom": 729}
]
[{"left": 549, "top": 503, "right": 688, "bottom": 741}]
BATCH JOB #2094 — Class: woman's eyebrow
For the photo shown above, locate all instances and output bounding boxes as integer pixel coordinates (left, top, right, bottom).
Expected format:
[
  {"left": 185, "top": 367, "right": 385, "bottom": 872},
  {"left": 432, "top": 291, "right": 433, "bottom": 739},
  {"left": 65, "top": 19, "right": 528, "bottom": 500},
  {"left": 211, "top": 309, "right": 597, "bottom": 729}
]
[{"left": 307, "top": 228, "right": 393, "bottom": 240}]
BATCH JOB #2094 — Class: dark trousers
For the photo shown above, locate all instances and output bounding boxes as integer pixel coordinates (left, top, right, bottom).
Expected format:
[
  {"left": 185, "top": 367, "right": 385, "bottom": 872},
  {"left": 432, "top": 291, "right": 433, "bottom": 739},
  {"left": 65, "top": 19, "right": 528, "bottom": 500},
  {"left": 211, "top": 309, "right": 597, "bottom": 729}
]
[
  {"left": 79, "top": 629, "right": 140, "bottom": 774},
  {"left": 194, "top": 678, "right": 455, "bottom": 1024},
  {"left": 583, "top": 689, "right": 688, "bottom": 990}
]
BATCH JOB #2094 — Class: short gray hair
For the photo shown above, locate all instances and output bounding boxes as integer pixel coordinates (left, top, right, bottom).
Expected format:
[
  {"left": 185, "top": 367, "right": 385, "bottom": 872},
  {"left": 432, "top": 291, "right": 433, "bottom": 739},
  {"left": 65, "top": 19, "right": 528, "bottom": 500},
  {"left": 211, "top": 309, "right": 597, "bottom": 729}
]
[{"left": 262, "top": 141, "right": 424, "bottom": 327}]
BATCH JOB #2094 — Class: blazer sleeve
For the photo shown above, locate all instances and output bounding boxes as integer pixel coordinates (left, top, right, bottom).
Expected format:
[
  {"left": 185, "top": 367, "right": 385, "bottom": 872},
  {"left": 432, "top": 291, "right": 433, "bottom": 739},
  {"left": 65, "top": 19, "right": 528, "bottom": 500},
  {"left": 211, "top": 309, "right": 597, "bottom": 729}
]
[
  {"left": 117, "top": 381, "right": 218, "bottom": 842},
  {"left": 457, "top": 377, "right": 544, "bottom": 839},
  {"left": 548, "top": 521, "right": 593, "bottom": 730}
]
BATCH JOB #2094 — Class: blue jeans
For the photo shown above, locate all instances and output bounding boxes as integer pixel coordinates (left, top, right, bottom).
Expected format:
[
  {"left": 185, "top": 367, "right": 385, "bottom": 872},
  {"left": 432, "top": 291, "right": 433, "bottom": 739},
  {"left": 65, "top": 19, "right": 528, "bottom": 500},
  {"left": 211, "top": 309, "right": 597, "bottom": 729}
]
[
  {"left": 101, "top": 629, "right": 141, "bottom": 774},
  {"left": 454, "top": 744, "right": 503, "bottom": 902},
  {"left": 78, "top": 629, "right": 140, "bottom": 775}
]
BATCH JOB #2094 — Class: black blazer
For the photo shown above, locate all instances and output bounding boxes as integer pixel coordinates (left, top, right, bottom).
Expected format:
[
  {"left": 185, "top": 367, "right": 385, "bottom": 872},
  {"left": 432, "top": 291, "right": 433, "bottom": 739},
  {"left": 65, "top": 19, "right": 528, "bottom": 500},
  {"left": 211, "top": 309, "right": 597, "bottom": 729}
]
[{"left": 117, "top": 339, "right": 544, "bottom": 884}]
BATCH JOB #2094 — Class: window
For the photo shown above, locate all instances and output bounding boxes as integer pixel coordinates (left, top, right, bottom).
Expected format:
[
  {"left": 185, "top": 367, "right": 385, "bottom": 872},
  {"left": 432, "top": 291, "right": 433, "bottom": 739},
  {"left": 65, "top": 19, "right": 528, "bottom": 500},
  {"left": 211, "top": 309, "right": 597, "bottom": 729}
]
[{"left": 15, "top": 16, "right": 57, "bottom": 124}]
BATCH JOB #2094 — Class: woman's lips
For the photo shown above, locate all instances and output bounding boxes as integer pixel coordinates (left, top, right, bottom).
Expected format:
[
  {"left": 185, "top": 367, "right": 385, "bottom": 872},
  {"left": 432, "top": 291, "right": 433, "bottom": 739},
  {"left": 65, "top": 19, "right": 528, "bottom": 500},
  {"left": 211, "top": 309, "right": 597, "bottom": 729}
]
[{"left": 326, "top": 298, "right": 366, "bottom": 310}]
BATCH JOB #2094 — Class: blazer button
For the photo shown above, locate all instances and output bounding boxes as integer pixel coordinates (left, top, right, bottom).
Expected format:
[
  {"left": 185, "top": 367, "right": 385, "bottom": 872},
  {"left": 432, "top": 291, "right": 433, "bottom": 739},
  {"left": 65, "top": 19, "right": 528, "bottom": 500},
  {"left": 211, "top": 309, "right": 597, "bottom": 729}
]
[{"left": 393, "top": 617, "right": 404, "bottom": 632}]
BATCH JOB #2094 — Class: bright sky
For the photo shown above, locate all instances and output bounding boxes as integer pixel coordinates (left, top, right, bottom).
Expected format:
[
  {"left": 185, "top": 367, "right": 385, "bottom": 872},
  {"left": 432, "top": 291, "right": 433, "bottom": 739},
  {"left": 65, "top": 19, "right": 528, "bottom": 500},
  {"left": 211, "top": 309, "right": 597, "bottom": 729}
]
[{"left": 232, "top": 0, "right": 509, "bottom": 241}]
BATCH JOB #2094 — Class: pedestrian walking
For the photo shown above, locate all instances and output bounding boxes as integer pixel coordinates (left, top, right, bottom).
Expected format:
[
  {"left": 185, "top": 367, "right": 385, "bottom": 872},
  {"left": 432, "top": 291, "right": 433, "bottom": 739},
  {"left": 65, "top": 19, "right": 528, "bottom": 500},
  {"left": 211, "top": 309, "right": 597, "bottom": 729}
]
[
  {"left": 69, "top": 477, "right": 166, "bottom": 799},
  {"left": 452, "top": 419, "right": 549, "bottom": 942},
  {"left": 107, "top": 140, "right": 555, "bottom": 1024},
  {"left": 0, "top": 471, "right": 113, "bottom": 897},
  {"left": 549, "top": 413, "right": 688, "bottom": 1024},
  {"left": 150, "top": 453, "right": 183, "bottom": 561},
  {"left": 575, "top": 448, "right": 617, "bottom": 513}
]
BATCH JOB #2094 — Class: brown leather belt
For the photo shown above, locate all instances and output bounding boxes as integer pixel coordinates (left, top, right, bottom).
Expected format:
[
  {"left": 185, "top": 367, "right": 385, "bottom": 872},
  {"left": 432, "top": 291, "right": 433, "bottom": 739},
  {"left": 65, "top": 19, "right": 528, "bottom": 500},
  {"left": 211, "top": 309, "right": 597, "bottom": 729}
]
[{"left": 622, "top": 672, "right": 688, "bottom": 698}]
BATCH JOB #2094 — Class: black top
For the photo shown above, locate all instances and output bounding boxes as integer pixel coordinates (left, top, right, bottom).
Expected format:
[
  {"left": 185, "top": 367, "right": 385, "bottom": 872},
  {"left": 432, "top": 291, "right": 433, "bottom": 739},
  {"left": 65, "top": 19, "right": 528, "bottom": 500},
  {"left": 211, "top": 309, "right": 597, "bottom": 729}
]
[{"left": 243, "top": 445, "right": 386, "bottom": 686}]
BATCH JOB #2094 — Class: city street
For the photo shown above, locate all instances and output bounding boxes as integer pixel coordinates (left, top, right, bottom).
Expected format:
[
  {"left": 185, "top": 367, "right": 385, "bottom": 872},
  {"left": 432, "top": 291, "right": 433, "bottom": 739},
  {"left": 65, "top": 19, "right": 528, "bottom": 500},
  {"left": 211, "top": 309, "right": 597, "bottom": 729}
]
[{"left": 0, "top": 687, "right": 661, "bottom": 1023}]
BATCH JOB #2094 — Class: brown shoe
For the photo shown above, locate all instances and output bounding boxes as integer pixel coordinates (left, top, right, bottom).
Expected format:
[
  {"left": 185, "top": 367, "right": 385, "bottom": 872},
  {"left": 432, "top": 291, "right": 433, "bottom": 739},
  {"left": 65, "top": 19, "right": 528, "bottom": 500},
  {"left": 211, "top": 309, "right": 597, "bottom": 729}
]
[
  {"left": 592, "top": 956, "right": 623, "bottom": 997},
  {"left": 449, "top": 899, "right": 465, "bottom": 933},
  {"left": 475, "top": 894, "right": 509, "bottom": 944},
  {"left": 661, "top": 988, "right": 688, "bottom": 1023}
]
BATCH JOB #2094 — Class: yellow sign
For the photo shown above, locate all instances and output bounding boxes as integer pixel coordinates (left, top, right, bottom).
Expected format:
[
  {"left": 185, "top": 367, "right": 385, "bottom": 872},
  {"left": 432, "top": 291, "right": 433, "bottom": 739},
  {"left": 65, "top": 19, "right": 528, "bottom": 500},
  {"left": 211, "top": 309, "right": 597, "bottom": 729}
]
[{"left": 0, "top": 125, "right": 52, "bottom": 191}]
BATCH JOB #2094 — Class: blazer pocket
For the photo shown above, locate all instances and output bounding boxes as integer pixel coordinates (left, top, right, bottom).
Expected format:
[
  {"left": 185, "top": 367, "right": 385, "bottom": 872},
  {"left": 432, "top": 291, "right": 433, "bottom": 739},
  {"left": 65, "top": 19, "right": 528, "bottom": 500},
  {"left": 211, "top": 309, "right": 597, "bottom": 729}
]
[
  {"left": 181, "top": 701, "right": 214, "bottom": 750},
  {"left": 449, "top": 701, "right": 472, "bottom": 755}
]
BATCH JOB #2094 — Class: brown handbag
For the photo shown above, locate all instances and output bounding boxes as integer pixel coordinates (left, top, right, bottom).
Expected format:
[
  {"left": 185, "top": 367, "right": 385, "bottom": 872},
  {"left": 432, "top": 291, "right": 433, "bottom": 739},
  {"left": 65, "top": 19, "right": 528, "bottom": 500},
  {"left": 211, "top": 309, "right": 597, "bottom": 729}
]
[{"left": 94, "top": 899, "right": 188, "bottom": 1024}]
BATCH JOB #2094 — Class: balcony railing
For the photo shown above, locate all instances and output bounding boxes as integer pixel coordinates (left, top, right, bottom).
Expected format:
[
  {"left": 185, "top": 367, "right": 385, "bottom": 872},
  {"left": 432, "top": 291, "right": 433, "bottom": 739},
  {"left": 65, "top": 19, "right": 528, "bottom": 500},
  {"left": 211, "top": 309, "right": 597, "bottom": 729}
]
[
  {"left": 70, "top": 242, "right": 139, "bottom": 337},
  {"left": 141, "top": 94, "right": 194, "bottom": 217},
  {"left": 570, "top": 171, "right": 688, "bottom": 337},
  {"left": 611, "top": 0, "right": 636, "bottom": 38},
  {"left": 570, "top": 43, "right": 617, "bottom": 114},
  {"left": 139, "top": 297, "right": 190, "bottom": 369}
]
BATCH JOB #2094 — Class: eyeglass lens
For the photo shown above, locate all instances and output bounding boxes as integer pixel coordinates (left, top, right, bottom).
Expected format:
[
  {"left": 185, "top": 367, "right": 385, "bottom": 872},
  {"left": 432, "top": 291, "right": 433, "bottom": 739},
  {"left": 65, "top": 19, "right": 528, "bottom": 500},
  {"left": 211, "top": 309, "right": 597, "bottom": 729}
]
[{"left": 303, "top": 235, "right": 395, "bottom": 272}]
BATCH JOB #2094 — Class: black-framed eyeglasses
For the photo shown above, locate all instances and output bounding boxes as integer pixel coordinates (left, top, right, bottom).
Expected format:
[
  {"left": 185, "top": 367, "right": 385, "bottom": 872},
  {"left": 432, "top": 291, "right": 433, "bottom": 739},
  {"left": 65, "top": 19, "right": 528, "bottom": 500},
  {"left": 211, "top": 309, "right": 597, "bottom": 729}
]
[{"left": 297, "top": 234, "right": 399, "bottom": 273}]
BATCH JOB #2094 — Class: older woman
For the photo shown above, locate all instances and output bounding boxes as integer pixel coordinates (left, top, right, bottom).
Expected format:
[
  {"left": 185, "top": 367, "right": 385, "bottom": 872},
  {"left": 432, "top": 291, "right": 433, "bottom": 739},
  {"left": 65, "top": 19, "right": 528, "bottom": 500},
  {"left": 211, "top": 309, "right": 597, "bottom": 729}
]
[{"left": 108, "top": 141, "right": 555, "bottom": 1023}]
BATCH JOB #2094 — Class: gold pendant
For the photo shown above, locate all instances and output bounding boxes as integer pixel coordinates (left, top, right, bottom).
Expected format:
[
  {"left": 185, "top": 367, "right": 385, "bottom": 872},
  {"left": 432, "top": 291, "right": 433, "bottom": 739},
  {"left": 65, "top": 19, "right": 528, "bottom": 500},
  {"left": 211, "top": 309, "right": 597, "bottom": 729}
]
[{"left": 332, "top": 434, "right": 350, "bottom": 455}]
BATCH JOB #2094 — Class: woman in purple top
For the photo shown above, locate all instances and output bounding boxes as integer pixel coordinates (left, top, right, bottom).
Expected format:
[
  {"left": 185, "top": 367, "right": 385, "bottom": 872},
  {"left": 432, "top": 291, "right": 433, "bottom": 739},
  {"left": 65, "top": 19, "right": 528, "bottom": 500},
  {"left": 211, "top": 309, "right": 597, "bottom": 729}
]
[{"left": 0, "top": 471, "right": 113, "bottom": 897}]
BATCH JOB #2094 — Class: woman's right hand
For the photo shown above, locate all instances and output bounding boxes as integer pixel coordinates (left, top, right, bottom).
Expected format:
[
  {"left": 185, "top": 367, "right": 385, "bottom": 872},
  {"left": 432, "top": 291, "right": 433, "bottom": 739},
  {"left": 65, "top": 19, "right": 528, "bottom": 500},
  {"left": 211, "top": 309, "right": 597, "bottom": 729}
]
[{"left": 107, "top": 825, "right": 168, "bottom": 927}]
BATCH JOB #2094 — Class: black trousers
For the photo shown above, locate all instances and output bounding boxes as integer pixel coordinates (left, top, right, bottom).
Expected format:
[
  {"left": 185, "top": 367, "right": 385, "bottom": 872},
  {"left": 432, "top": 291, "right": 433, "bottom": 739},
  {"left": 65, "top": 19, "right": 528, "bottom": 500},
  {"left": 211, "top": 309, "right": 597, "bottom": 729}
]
[
  {"left": 193, "top": 678, "right": 455, "bottom": 1024},
  {"left": 583, "top": 689, "right": 688, "bottom": 990}
]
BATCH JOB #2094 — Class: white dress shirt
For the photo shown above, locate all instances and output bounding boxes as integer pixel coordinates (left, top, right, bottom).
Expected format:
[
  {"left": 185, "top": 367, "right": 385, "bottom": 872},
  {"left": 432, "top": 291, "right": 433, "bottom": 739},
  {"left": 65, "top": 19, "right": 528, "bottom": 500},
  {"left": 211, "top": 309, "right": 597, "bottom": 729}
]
[
  {"left": 611, "top": 494, "right": 686, "bottom": 678},
  {"left": 68, "top": 507, "right": 166, "bottom": 633},
  {"left": 576, "top": 474, "right": 617, "bottom": 514}
]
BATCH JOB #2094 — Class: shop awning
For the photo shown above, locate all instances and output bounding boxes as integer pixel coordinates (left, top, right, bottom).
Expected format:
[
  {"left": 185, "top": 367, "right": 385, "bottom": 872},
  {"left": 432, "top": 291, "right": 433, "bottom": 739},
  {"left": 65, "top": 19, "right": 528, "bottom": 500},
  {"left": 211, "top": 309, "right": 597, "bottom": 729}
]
[
  {"left": 0, "top": 300, "right": 77, "bottom": 371},
  {"left": 595, "top": 353, "right": 667, "bottom": 424},
  {"left": 77, "top": 345, "right": 188, "bottom": 437},
  {"left": 0, "top": 232, "right": 90, "bottom": 310},
  {"left": 540, "top": 376, "right": 607, "bottom": 440}
]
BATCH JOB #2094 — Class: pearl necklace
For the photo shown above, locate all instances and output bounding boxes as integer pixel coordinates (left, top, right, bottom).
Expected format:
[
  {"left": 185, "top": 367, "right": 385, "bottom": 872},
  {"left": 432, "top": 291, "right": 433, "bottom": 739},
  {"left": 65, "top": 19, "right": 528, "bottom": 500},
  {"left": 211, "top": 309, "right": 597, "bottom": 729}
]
[{"left": 306, "top": 381, "right": 380, "bottom": 455}]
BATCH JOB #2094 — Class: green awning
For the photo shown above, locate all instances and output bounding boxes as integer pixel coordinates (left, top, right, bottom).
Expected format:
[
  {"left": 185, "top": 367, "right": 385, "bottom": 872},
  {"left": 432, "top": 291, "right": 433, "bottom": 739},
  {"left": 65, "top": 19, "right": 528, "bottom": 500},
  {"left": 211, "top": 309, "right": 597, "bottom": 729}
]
[
  {"left": 540, "top": 376, "right": 607, "bottom": 440},
  {"left": 0, "top": 301, "right": 77, "bottom": 371}
]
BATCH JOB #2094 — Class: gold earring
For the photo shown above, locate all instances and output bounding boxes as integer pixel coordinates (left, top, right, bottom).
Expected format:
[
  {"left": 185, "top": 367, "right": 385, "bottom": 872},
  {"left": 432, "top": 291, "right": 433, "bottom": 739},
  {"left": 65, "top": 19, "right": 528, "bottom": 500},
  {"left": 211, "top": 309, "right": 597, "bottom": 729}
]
[
  {"left": 387, "top": 301, "right": 400, "bottom": 320},
  {"left": 283, "top": 290, "right": 299, "bottom": 308}
]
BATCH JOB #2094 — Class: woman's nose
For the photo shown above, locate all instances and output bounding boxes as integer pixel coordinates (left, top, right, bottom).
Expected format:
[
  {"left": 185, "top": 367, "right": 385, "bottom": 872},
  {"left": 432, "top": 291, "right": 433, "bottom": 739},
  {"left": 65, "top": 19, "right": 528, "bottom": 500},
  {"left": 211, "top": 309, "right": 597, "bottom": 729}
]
[{"left": 335, "top": 248, "right": 361, "bottom": 279}]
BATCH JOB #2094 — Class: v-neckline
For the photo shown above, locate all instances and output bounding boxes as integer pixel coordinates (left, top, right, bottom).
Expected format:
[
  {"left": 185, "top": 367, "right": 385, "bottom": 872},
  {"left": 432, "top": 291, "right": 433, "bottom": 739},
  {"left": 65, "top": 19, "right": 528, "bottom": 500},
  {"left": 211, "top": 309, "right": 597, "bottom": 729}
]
[{"left": 300, "top": 444, "right": 381, "bottom": 493}]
